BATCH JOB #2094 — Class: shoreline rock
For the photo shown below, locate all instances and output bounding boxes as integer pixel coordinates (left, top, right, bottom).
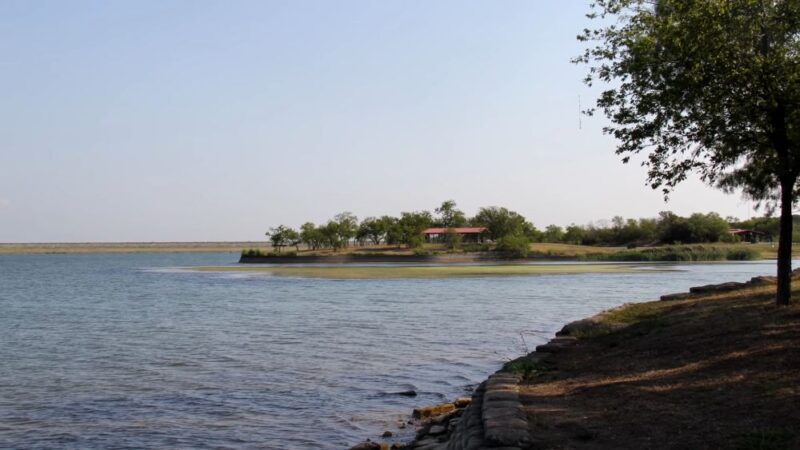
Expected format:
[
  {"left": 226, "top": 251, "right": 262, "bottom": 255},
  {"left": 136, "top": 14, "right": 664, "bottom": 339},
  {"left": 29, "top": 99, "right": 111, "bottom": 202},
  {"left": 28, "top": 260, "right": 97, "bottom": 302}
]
[
  {"left": 354, "top": 270, "right": 795, "bottom": 450},
  {"left": 660, "top": 275, "right": 780, "bottom": 301}
]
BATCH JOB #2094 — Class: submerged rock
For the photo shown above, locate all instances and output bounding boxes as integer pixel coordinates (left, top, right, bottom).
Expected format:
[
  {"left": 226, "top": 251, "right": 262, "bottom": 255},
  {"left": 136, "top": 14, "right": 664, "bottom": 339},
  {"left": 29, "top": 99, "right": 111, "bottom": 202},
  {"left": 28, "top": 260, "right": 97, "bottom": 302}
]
[{"left": 393, "top": 390, "right": 418, "bottom": 397}]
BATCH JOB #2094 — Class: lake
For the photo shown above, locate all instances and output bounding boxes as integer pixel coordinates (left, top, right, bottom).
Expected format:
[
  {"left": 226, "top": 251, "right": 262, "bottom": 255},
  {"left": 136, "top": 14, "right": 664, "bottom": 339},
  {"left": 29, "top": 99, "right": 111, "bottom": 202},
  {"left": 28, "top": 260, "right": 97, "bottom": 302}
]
[{"left": 0, "top": 253, "right": 784, "bottom": 449}]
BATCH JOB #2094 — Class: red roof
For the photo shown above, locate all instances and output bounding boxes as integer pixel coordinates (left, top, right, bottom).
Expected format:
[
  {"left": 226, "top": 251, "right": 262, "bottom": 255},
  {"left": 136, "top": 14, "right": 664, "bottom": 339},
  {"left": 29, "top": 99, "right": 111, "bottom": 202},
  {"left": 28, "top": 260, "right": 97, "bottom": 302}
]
[
  {"left": 423, "top": 227, "right": 488, "bottom": 235},
  {"left": 730, "top": 228, "right": 763, "bottom": 235}
]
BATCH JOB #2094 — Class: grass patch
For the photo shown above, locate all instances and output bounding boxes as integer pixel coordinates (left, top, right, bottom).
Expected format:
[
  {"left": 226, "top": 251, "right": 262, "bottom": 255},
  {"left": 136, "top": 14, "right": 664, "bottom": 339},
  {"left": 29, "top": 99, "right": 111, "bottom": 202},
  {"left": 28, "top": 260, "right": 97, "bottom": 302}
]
[
  {"left": 569, "top": 302, "right": 673, "bottom": 340},
  {"left": 528, "top": 243, "right": 623, "bottom": 258},
  {"left": 194, "top": 263, "right": 645, "bottom": 279},
  {"left": 602, "top": 301, "right": 671, "bottom": 324},
  {"left": 503, "top": 358, "right": 552, "bottom": 379}
]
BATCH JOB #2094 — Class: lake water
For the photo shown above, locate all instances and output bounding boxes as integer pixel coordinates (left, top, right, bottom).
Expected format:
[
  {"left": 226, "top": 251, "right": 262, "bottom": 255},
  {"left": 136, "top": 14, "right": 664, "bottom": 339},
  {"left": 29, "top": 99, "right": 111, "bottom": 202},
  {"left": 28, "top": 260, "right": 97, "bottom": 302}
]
[{"left": 0, "top": 253, "right": 786, "bottom": 449}]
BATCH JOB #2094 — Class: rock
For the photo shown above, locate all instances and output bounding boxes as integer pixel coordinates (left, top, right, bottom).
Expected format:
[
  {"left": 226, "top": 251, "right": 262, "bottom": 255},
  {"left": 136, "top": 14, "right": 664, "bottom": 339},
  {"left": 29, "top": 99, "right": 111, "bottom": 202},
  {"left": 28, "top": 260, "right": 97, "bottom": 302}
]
[
  {"left": 557, "top": 318, "right": 599, "bottom": 336},
  {"left": 412, "top": 403, "right": 456, "bottom": 419},
  {"left": 426, "top": 408, "right": 460, "bottom": 425},
  {"left": 393, "top": 390, "right": 418, "bottom": 397},
  {"left": 398, "top": 421, "right": 407, "bottom": 429},
  {"left": 662, "top": 276, "right": 777, "bottom": 301},
  {"left": 555, "top": 420, "right": 594, "bottom": 441},
  {"left": 428, "top": 425, "right": 446, "bottom": 435},
  {"left": 535, "top": 341, "right": 573, "bottom": 353},
  {"left": 689, "top": 281, "right": 746, "bottom": 294},
  {"left": 749, "top": 275, "right": 777, "bottom": 286},
  {"left": 349, "top": 442, "right": 381, "bottom": 450},
  {"left": 660, "top": 292, "right": 694, "bottom": 301},
  {"left": 453, "top": 396, "right": 472, "bottom": 408},
  {"left": 382, "top": 431, "right": 393, "bottom": 438},
  {"left": 412, "top": 437, "right": 440, "bottom": 449}
]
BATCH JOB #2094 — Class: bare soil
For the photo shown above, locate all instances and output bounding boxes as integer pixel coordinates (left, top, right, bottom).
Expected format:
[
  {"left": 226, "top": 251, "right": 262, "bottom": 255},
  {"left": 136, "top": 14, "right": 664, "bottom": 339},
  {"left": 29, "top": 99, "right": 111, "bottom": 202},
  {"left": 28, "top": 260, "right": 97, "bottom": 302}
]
[{"left": 520, "top": 285, "right": 800, "bottom": 449}]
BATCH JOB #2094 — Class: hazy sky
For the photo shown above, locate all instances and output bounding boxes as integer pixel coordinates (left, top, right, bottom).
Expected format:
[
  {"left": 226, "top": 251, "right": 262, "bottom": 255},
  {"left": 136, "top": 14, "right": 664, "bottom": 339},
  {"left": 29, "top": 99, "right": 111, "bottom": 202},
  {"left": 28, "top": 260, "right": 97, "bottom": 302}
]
[{"left": 0, "top": 1, "right": 761, "bottom": 242}]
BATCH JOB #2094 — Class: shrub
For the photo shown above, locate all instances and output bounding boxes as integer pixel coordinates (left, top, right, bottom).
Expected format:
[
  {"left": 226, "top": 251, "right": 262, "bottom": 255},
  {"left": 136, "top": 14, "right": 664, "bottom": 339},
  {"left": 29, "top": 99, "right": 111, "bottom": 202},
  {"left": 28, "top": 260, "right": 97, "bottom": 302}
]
[
  {"left": 726, "top": 248, "right": 762, "bottom": 260},
  {"left": 495, "top": 235, "right": 531, "bottom": 258}
]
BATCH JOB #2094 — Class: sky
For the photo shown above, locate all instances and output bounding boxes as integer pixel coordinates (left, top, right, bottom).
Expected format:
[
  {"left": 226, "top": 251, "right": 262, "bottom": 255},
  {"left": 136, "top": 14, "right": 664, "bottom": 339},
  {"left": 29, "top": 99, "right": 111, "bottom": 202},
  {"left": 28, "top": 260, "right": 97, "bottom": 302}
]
[{"left": 0, "top": 1, "right": 762, "bottom": 242}]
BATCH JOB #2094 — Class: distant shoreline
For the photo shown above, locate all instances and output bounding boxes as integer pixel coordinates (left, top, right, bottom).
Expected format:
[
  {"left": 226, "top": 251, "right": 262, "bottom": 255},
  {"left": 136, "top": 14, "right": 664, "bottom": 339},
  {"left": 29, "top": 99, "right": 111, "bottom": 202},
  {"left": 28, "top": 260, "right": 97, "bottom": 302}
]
[
  {"left": 0, "top": 242, "right": 264, "bottom": 254},
  {"left": 0, "top": 242, "right": 776, "bottom": 261}
]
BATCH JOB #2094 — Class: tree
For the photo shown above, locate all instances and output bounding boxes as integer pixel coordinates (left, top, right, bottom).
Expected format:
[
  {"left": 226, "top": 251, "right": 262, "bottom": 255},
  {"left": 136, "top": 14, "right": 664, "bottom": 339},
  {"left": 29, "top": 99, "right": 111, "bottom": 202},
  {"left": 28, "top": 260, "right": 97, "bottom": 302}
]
[
  {"left": 266, "top": 225, "right": 297, "bottom": 253},
  {"left": 445, "top": 227, "right": 462, "bottom": 250},
  {"left": 563, "top": 224, "right": 586, "bottom": 244},
  {"left": 300, "top": 222, "right": 324, "bottom": 250},
  {"left": 320, "top": 221, "right": 344, "bottom": 251},
  {"left": 397, "top": 211, "right": 433, "bottom": 248},
  {"left": 435, "top": 200, "right": 467, "bottom": 228},
  {"left": 542, "top": 225, "right": 565, "bottom": 243},
  {"left": 521, "top": 221, "right": 543, "bottom": 243},
  {"left": 495, "top": 235, "right": 531, "bottom": 258},
  {"left": 578, "top": 0, "right": 800, "bottom": 305},
  {"left": 471, "top": 207, "right": 529, "bottom": 240},
  {"left": 686, "top": 213, "right": 730, "bottom": 243},
  {"left": 333, "top": 212, "right": 358, "bottom": 248},
  {"left": 380, "top": 215, "right": 402, "bottom": 246},
  {"left": 656, "top": 211, "right": 692, "bottom": 244},
  {"left": 358, "top": 217, "right": 387, "bottom": 245}
]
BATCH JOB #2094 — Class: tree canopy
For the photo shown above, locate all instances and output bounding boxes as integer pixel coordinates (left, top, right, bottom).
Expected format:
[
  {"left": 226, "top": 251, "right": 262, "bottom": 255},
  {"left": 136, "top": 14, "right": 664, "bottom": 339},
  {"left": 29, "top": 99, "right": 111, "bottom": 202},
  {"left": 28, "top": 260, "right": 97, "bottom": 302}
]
[
  {"left": 434, "top": 200, "right": 467, "bottom": 228},
  {"left": 577, "top": 0, "right": 800, "bottom": 304}
]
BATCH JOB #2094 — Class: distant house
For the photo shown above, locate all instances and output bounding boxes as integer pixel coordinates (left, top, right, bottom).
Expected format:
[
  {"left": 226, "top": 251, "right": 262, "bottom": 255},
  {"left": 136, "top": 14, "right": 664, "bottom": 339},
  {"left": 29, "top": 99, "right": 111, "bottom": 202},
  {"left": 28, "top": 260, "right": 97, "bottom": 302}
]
[
  {"left": 423, "top": 227, "right": 489, "bottom": 243},
  {"left": 729, "top": 228, "right": 765, "bottom": 243}
]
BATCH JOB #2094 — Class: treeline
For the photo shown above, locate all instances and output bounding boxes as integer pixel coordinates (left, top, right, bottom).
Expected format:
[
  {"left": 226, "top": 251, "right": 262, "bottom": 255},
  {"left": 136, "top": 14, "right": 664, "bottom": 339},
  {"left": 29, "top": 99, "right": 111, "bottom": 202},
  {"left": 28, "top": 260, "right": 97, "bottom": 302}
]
[
  {"left": 554, "top": 213, "right": 797, "bottom": 247},
  {"left": 263, "top": 200, "right": 791, "bottom": 253},
  {"left": 553, "top": 212, "right": 736, "bottom": 247},
  {"left": 264, "top": 200, "right": 536, "bottom": 252}
]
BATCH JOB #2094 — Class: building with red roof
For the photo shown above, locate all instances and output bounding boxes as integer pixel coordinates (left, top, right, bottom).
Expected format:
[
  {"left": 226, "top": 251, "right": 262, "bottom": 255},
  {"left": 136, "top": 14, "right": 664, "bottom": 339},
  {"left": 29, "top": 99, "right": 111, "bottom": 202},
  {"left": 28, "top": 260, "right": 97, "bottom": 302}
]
[{"left": 422, "top": 227, "right": 489, "bottom": 243}]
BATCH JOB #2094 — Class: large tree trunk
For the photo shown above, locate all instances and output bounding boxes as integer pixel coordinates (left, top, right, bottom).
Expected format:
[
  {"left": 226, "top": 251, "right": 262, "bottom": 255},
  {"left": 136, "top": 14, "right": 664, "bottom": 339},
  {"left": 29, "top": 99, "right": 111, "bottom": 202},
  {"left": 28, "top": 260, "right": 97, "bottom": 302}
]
[{"left": 776, "top": 176, "right": 794, "bottom": 306}]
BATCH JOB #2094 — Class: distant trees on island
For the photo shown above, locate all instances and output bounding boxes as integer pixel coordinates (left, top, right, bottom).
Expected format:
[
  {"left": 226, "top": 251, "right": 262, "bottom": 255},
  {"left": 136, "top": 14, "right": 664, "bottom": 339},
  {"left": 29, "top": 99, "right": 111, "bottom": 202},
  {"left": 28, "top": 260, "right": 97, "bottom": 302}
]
[{"left": 263, "top": 200, "right": 792, "bottom": 253}]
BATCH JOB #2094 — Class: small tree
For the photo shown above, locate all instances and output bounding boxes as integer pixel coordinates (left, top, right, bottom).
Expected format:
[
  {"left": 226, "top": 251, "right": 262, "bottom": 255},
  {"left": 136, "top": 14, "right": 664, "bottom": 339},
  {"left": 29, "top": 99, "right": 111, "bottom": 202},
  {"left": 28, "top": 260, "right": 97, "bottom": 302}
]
[
  {"left": 333, "top": 212, "right": 358, "bottom": 248},
  {"left": 397, "top": 211, "right": 433, "bottom": 248},
  {"left": 266, "top": 225, "right": 296, "bottom": 253},
  {"left": 284, "top": 228, "right": 301, "bottom": 252},
  {"left": 495, "top": 235, "right": 531, "bottom": 258},
  {"left": 300, "top": 222, "right": 324, "bottom": 250},
  {"left": 578, "top": 0, "right": 800, "bottom": 304},
  {"left": 382, "top": 216, "right": 403, "bottom": 246},
  {"left": 358, "top": 217, "right": 387, "bottom": 245},
  {"left": 445, "top": 227, "right": 462, "bottom": 250},
  {"left": 320, "top": 221, "right": 344, "bottom": 251}
]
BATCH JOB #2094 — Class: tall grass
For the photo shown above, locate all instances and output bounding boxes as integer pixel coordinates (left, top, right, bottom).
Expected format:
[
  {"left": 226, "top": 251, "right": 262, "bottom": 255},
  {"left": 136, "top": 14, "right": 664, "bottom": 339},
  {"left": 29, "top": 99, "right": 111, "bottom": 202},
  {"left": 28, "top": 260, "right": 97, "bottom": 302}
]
[{"left": 582, "top": 245, "right": 761, "bottom": 262}]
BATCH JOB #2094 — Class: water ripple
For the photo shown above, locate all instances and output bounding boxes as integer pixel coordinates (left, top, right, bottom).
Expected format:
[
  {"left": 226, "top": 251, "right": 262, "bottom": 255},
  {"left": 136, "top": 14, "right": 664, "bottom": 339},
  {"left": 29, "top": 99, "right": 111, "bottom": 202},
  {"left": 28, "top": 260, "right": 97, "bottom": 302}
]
[{"left": 0, "top": 253, "right": 784, "bottom": 448}]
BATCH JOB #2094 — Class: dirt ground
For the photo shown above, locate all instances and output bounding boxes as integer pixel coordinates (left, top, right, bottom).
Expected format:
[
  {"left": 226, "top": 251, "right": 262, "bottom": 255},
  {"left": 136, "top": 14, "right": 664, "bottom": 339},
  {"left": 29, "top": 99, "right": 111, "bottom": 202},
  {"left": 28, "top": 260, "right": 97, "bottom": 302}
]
[{"left": 519, "top": 285, "right": 800, "bottom": 449}]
